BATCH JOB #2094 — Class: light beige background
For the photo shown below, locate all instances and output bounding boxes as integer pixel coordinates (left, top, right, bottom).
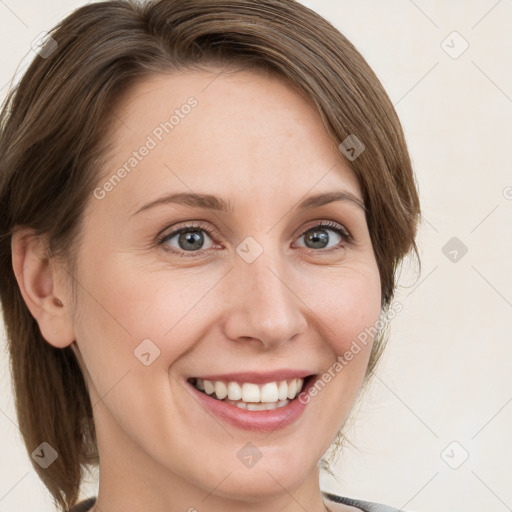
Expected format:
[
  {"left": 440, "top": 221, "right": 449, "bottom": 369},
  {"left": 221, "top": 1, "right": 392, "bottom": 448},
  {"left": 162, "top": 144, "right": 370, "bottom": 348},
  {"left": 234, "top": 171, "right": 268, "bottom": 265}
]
[{"left": 1, "top": 1, "right": 511, "bottom": 511}]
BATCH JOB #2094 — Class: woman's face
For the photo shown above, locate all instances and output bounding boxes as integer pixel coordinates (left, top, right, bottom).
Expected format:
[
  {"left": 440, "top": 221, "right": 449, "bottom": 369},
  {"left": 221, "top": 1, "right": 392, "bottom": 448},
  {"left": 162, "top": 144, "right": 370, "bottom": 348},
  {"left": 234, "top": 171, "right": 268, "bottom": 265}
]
[{"left": 68, "top": 69, "right": 381, "bottom": 504}]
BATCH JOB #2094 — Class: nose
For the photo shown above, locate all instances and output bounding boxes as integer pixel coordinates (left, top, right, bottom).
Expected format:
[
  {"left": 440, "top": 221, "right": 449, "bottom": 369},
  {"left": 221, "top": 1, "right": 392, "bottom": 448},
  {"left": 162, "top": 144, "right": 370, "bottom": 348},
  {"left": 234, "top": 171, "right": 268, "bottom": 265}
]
[{"left": 221, "top": 245, "right": 308, "bottom": 350}]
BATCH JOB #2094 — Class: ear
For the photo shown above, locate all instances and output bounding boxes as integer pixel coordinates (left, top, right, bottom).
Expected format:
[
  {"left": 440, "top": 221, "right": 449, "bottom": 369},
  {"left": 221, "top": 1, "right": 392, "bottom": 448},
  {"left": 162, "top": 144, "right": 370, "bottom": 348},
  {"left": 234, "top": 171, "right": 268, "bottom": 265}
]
[{"left": 11, "top": 227, "right": 75, "bottom": 349}]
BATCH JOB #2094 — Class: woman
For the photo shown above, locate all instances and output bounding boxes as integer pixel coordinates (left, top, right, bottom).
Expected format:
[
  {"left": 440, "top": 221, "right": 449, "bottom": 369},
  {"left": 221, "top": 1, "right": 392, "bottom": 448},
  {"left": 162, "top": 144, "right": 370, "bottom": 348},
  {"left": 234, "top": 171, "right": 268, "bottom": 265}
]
[{"left": 0, "top": 1, "right": 420, "bottom": 511}]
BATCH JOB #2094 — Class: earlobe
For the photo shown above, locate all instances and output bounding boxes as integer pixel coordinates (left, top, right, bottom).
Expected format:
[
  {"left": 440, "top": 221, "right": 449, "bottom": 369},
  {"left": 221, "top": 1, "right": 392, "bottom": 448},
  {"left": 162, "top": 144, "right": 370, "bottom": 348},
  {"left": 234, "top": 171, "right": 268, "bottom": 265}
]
[{"left": 11, "top": 227, "right": 75, "bottom": 349}]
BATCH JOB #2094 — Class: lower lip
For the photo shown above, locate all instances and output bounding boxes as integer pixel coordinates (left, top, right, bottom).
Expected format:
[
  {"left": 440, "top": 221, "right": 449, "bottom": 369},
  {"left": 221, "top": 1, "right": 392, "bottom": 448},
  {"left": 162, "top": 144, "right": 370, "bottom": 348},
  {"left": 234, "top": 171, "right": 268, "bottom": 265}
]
[{"left": 188, "top": 376, "right": 317, "bottom": 432}]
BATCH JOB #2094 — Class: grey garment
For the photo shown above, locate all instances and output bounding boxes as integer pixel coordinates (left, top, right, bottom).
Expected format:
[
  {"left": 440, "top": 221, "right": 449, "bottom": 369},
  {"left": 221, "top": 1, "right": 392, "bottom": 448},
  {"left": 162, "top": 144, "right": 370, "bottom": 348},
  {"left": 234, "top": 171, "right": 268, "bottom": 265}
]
[
  {"left": 323, "top": 491, "right": 406, "bottom": 512},
  {"left": 72, "top": 493, "right": 405, "bottom": 512},
  {"left": 68, "top": 497, "right": 96, "bottom": 512}
]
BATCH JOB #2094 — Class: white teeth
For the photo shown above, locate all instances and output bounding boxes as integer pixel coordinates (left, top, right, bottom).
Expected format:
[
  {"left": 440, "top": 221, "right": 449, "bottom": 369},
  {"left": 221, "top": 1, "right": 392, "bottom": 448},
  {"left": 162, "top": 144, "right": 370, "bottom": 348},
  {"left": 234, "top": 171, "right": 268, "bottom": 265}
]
[
  {"left": 278, "top": 380, "right": 288, "bottom": 401},
  {"left": 260, "top": 382, "right": 279, "bottom": 403},
  {"left": 193, "top": 377, "right": 306, "bottom": 404},
  {"left": 227, "top": 381, "right": 242, "bottom": 400},
  {"left": 225, "top": 399, "right": 290, "bottom": 410},
  {"left": 203, "top": 380, "right": 215, "bottom": 395},
  {"left": 287, "top": 379, "right": 297, "bottom": 399},
  {"left": 242, "top": 383, "right": 260, "bottom": 402},
  {"left": 214, "top": 381, "right": 228, "bottom": 400}
]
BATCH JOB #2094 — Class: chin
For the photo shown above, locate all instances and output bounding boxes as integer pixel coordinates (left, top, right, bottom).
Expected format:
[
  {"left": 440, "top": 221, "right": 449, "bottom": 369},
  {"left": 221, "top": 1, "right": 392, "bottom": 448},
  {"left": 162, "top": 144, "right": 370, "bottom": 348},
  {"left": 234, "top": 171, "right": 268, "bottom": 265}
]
[
  {"left": 211, "top": 473, "right": 305, "bottom": 502},
  {"left": 216, "top": 457, "right": 313, "bottom": 500}
]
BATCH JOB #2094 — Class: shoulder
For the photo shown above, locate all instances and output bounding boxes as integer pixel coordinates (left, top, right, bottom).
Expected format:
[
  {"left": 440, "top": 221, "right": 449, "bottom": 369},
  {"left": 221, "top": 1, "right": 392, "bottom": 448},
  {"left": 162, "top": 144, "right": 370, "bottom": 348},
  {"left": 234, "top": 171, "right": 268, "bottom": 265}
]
[
  {"left": 68, "top": 497, "right": 96, "bottom": 512},
  {"left": 323, "top": 490, "right": 407, "bottom": 512}
]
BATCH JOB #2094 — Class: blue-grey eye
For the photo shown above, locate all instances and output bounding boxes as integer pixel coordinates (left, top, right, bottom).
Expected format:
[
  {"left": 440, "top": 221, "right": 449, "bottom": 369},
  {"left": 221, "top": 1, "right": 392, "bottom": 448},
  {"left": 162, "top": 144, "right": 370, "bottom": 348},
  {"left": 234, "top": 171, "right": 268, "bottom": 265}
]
[
  {"left": 297, "top": 225, "right": 347, "bottom": 250},
  {"left": 161, "top": 228, "right": 214, "bottom": 252}
]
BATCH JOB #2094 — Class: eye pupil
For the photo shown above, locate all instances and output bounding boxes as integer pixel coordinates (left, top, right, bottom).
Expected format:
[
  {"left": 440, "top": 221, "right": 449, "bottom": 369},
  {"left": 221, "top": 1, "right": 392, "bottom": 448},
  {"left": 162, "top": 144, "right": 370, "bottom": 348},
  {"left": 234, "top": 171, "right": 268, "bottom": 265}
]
[
  {"left": 305, "top": 229, "right": 329, "bottom": 249},
  {"left": 179, "top": 230, "right": 204, "bottom": 251}
]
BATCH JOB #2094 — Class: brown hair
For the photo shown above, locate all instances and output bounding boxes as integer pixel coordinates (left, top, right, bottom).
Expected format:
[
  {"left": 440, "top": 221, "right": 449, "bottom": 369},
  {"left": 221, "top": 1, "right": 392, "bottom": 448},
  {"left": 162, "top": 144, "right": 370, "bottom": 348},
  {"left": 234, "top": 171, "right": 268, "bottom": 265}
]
[{"left": 0, "top": 0, "right": 420, "bottom": 509}]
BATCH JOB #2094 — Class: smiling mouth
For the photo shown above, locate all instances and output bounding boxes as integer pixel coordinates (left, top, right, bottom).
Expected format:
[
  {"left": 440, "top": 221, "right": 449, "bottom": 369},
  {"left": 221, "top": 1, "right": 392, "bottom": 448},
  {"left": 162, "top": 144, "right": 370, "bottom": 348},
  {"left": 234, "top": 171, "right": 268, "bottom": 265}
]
[{"left": 187, "top": 375, "right": 315, "bottom": 411}]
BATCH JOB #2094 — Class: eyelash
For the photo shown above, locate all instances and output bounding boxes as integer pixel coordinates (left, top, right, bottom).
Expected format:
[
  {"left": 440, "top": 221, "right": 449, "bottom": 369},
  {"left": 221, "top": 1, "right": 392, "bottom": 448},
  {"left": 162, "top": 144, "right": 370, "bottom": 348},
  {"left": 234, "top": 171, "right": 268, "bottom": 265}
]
[{"left": 156, "top": 220, "right": 353, "bottom": 258}]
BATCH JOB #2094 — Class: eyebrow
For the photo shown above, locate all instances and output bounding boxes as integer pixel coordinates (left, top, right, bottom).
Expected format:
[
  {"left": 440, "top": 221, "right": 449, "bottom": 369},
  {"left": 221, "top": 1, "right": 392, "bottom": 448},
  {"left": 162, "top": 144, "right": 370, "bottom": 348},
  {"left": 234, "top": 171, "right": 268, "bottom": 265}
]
[{"left": 131, "top": 190, "right": 366, "bottom": 216}]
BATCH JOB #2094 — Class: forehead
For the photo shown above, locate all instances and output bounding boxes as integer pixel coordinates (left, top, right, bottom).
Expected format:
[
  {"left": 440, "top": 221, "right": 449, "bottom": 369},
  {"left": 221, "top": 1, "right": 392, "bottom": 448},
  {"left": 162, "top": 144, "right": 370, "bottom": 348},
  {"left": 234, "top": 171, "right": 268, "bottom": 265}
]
[{"left": 94, "top": 68, "right": 362, "bottom": 215}]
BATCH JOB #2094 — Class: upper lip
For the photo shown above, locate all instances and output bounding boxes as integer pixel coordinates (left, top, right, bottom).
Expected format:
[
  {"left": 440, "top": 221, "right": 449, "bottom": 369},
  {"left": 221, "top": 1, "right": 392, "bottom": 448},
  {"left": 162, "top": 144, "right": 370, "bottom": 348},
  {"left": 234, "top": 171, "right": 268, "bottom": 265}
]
[{"left": 189, "top": 369, "right": 316, "bottom": 384}]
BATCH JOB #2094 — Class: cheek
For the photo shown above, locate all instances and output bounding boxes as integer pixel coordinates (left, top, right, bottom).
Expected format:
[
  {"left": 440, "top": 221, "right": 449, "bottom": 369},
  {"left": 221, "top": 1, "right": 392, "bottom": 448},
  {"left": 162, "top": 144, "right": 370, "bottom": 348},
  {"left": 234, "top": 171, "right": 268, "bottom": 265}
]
[
  {"left": 304, "top": 262, "right": 382, "bottom": 358},
  {"left": 304, "top": 266, "right": 381, "bottom": 414},
  {"left": 72, "top": 250, "right": 227, "bottom": 376}
]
